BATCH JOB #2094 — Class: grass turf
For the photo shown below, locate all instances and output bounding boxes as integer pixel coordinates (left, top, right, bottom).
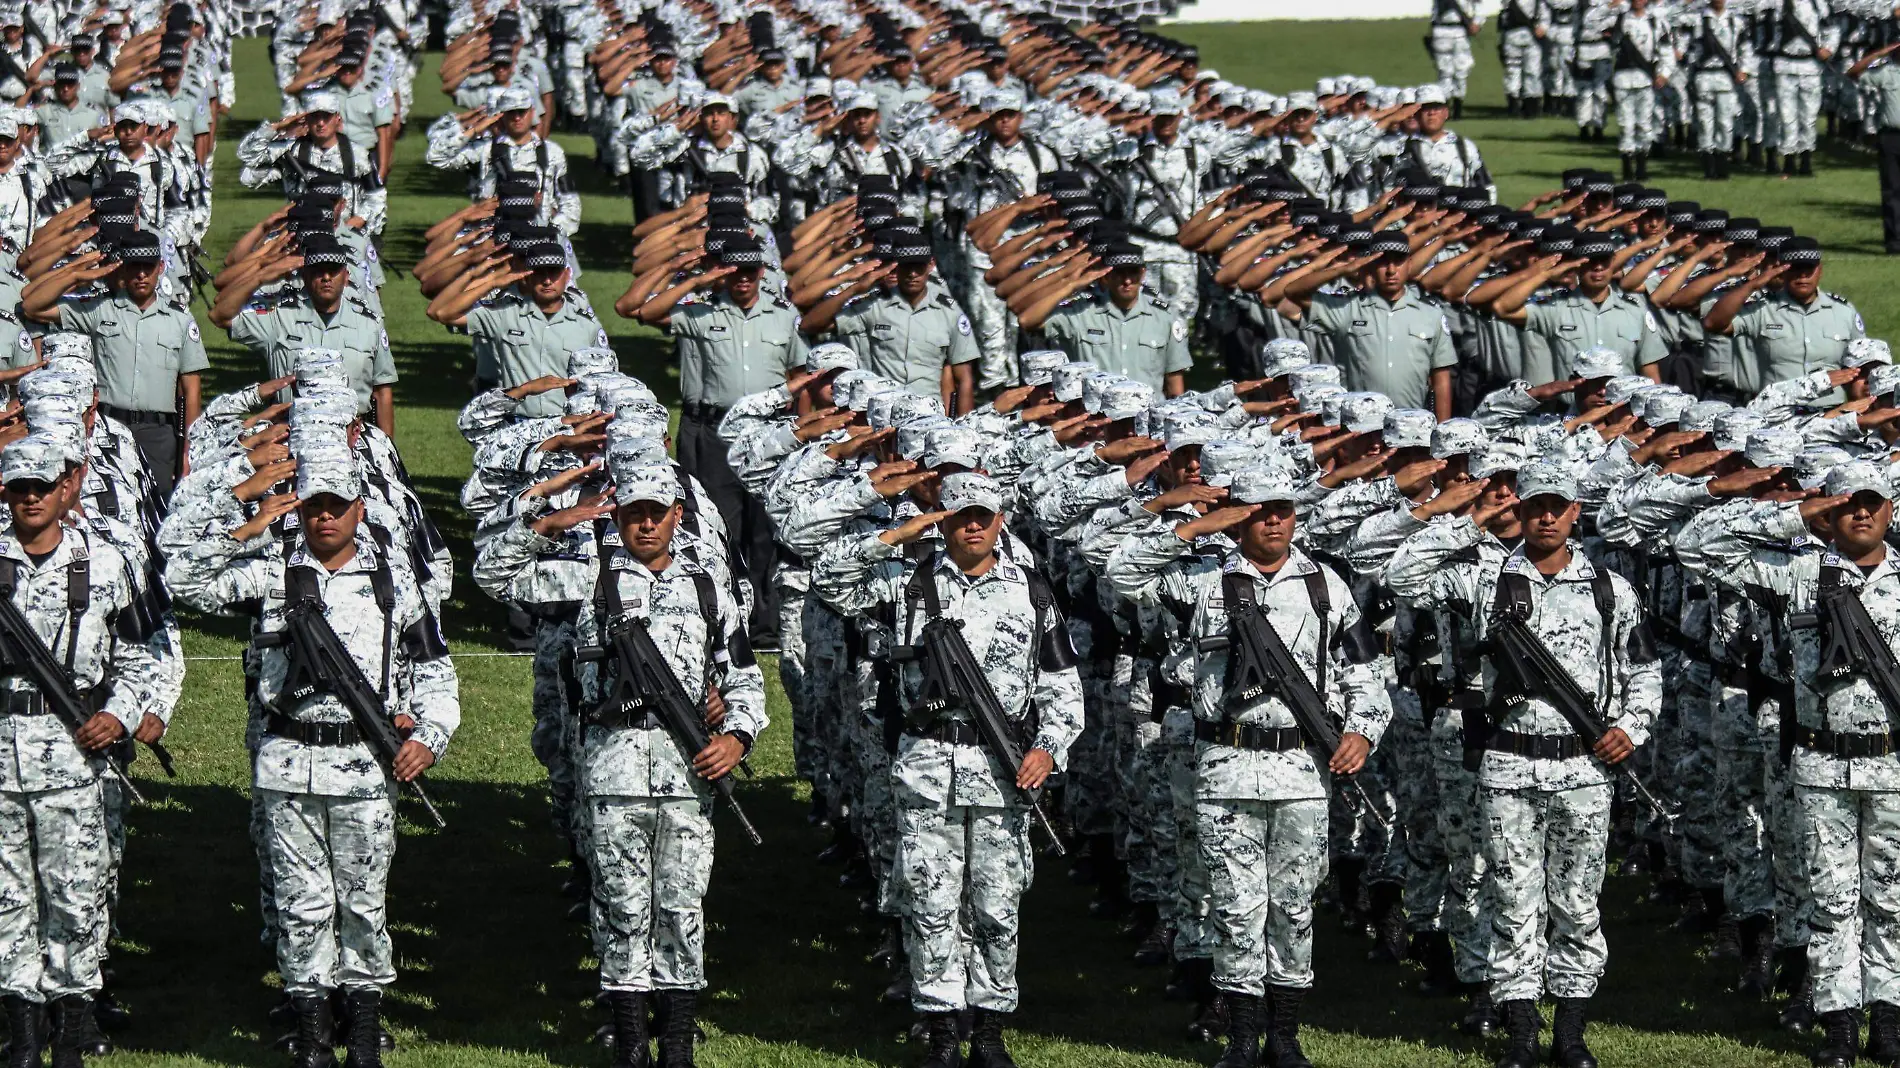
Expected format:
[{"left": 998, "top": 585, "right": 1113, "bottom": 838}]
[{"left": 110, "top": 19, "right": 1878, "bottom": 1065}]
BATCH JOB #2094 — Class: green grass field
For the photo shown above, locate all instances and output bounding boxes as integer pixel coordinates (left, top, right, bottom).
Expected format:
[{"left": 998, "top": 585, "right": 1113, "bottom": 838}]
[{"left": 105, "top": 19, "right": 1891, "bottom": 1066}]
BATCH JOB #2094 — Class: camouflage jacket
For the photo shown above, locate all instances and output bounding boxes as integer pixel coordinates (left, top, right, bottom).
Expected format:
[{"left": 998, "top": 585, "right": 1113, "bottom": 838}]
[
  {"left": 1104, "top": 535, "right": 1392, "bottom": 802},
  {"left": 476, "top": 520, "right": 766, "bottom": 799},
  {"left": 811, "top": 533, "right": 1085, "bottom": 810},
  {"left": 0, "top": 521, "right": 174, "bottom": 793},
  {"left": 1386, "top": 516, "right": 1660, "bottom": 791},
  {"left": 165, "top": 525, "right": 460, "bottom": 799}
]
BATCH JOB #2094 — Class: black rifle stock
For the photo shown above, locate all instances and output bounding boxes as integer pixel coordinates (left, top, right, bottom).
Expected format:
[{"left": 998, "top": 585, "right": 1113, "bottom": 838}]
[
  {"left": 1817, "top": 576, "right": 1900, "bottom": 746},
  {"left": 1487, "top": 609, "right": 1676, "bottom": 828},
  {"left": 582, "top": 620, "right": 763, "bottom": 846},
  {"left": 262, "top": 602, "right": 447, "bottom": 828},
  {"left": 911, "top": 614, "right": 1068, "bottom": 856},
  {"left": 0, "top": 595, "right": 147, "bottom": 802}
]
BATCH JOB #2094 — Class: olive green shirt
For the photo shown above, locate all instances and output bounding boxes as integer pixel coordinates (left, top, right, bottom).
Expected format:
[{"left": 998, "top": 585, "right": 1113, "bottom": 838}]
[
  {"left": 339, "top": 79, "right": 395, "bottom": 154},
  {"left": 466, "top": 287, "right": 612, "bottom": 418},
  {"left": 1042, "top": 288, "right": 1192, "bottom": 393},
  {"left": 58, "top": 292, "right": 209, "bottom": 413},
  {"left": 1860, "top": 62, "right": 1900, "bottom": 131},
  {"left": 1729, "top": 287, "right": 1866, "bottom": 393},
  {"left": 832, "top": 282, "right": 979, "bottom": 399},
  {"left": 1305, "top": 284, "right": 1456, "bottom": 409},
  {"left": 1523, "top": 286, "right": 1667, "bottom": 381},
  {"left": 225, "top": 292, "right": 396, "bottom": 415},
  {"left": 672, "top": 292, "right": 807, "bottom": 408},
  {"left": 34, "top": 100, "right": 105, "bottom": 152}
]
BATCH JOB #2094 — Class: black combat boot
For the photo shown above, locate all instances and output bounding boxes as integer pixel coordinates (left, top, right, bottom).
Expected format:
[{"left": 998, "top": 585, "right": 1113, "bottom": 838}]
[
  {"left": 1415, "top": 931, "right": 1456, "bottom": 996},
  {"left": 1549, "top": 997, "right": 1598, "bottom": 1068},
  {"left": 1714, "top": 151, "right": 1732, "bottom": 180},
  {"left": 1621, "top": 154, "right": 1635, "bottom": 181},
  {"left": 1812, "top": 1008, "right": 1859, "bottom": 1068},
  {"left": 3, "top": 995, "right": 40, "bottom": 1068},
  {"left": 1738, "top": 915, "right": 1774, "bottom": 1000},
  {"left": 656, "top": 990, "right": 697, "bottom": 1068},
  {"left": 1331, "top": 856, "right": 1366, "bottom": 930},
  {"left": 1088, "top": 836, "right": 1127, "bottom": 918},
  {"left": 1453, "top": 97, "right": 1465, "bottom": 120},
  {"left": 1782, "top": 948, "right": 1818, "bottom": 1032},
  {"left": 341, "top": 988, "right": 383, "bottom": 1068},
  {"left": 816, "top": 821, "right": 857, "bottom": 865},
  {"left": 1506, "top": 95, "right": 1520, "bottom": 117},
  {"left": 601, "top": 991, "right": 649, "bottom": 1068},
  {"left": 1120, "top": 900, "right": 1159, "bottom": 942},
  {"left": 1492, "top": 998, "right": 1540, "bottom": 1068},
  {"left": 807, "top": 792, "right": 830, "bottom": 827},
  {"left": 917, "top": 1012, "right": 961, "bottom": 1068},
  {"left": 1364, "top": 882, "right": 1406, "bottom": 963},
  {"left": 1524, "top": 96, "right": 1542, "bottom": 120},
  {"left": 1459, "top": 982, "right": 1500, "bottom": 1036},
  {"left": 292, "top": 993, "right": 337, "bottom": 1068},
  {"left": 1748, "top": 142, "right": 1764, "bottom": 167},
  {"left": 1264, "top": 986, "right": 1314, "bottom": 1068},
  {"left": 1782, "top": 153, "right": 1797, "bottom": 177},
  {"left": 562, "top": 840, "right": 591, "bottom": 899},
  {"left": 1868, "top": 1001, "right": 1900, "bottom": 1066},
  {"left": 1212, "top": 992, "right": 1261, "bottom": 1068},
  {"left": 1634, "top": 152, "right": 1649, "bottom": 180},
  {"left": 1134, "top": 918, "right": 1175, "bottom": 967},
  {"left": 1799, "top": 151, "right": 1814, "bottom": 176},
  {"left": 48, "top": 995, "right": 93, "bottom": 1068},
  {"left": 964, "top": 1009, "right": 1017, "bottom": 1068}
]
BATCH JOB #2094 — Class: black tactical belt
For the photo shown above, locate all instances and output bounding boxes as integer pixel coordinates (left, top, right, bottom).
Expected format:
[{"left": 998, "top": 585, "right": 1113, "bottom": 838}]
[
  {"left": 905, "top": 721, "right": 983, "bottom": 747},
  {"left": 99, "top": 404, "right": 179, "bottom": 427},
  {"left": 1485, "top": 729, "right": 1588, "bottom": 761},
  {"left": 1793, "top": 725, "right": 1900, "bottom": 760},
  {"left": 0, "top": 690, "right": 54, "bottom": 717},
  {"left": 681, "top": 402, "right": 731, "bottom": 422},
  {"left": 265, "top": 712, "right": 361, "bottom": 747},
  {"left": 1444, "top": 691, "right": 1488, "bottom": 711},
  {"left": 588, "top": 701, "right": 665, "bottom": 731},
  {"left": 1194, "top": 721, "right": 1305, "bottom": 752}
]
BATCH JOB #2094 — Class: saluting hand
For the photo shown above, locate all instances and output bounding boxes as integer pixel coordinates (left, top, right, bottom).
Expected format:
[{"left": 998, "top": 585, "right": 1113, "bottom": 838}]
[{"left": 880, "top": 509, "right": 957, "bottom": 547}]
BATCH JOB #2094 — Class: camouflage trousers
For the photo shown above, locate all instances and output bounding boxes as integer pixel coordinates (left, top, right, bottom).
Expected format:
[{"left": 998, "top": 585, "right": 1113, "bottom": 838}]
[
  {"left": 801, "top": 598, "right": 846, "bottom": 808},
  {"left": 961, "top": 249, "right": 1019, "bottom": 391},
  {"left": 250, "top": 785, "right": 279, "bottom": 947},
  {"left": 777, "top": 585, "right": 810, "bottom": 778},
  {"left": 0, "top": 782, "right": 107, "bottom": 1000},
  {"left": 851, "top": 664, "right": 902, "bottom": 918},
  {"left": 589, "top": 795, "right": 715, "bottom": 993},
  {"left": 258, "top": 789, "right": 397, "bottom": 996},
  {"left": 1117, "top": 660, "right": 1175, "bottom": 907},
  {"left": 1482, "top": 782, "right": 1612, "bottom": 1002},
  {"left": 1500, "top": 29, "right": 1544, "bottom": 100},
  {"left": 1433, "top": 713, "right": 1491, "bottom": 985},
  {"left": 1199, "top": 796, "right": 1328, "bottom": 992},
  {"left": 1063, "top": 658, "right": 1122, "bottom": 840},
  {"left": 899, "top": 800, "right": 1034, "bottom": 1013},
  {"left": 102, "top": 773, "right": 129, "bottom": 931},
  {"left": 1672, "top": 659, "right": 1724, "bottom": 891},
  {"left": 1714, "top": 681, "right": 1773, "bottom": 921},
  {"left": 1774, "top": 64, "right": 1823, "bottom": 154},
  {"left": 1431, "top": 30, "right": 1475, "bottom": 99},
  {"left": 1762, "top": 700, "right": 1812, "bottom": 950},
  {"left": 531, "top": 616, "right": 581, "bottom": 836},
  {"left": 1166, "top": 711, "right": 1213, "bottom": 960},
  {"left": 1391, "top": 698, "right": 1447, "bottom": 933},
  {"left": 1797, "top": 785, "right": 1900, "bottom": 1012}
]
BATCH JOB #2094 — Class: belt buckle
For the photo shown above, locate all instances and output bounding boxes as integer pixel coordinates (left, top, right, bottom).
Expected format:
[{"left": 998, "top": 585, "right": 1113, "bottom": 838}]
[{"left": 1222, "top": 723, "right": 1245, "bottom": 748}]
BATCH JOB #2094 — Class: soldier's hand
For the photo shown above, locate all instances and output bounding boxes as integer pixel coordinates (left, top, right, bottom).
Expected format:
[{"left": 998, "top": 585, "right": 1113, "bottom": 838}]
[
  {"left": 827, "top": 425, "right": 893, "bottom": 460},
  {"left": 693, "top": 733, "right": 746, "bottom": 780},
  {"left": 705, "top": 683, "right": 727, "bottom": 729},
  {"left": 1096, "top": 435, "right": 1162, "bottom": 465},
  {"left": 236, "top": 458, "right": 297, "bottom": 502},
  {"left": 392, "top": 739, "right": 436, "bottom": 782},
  {"left": 75, "top": 710, "right": 125, "bottom": 750},
  {"left": 794, "top": 407, "right": 855, "bottom": 443},
  {"left": 1146, "top": 483, "right": 1225, "bottom": 514},
  {"left": 240, "top": 420, "right": 289, "bottom": 453},
  {"left": 0, "top": 359, "right": 44, "bottom": 386},
  {"left": 1593, "top": 727, "right": 1634, "bottom": 765},
  {"left": 254, "top": 375, "right": 298, "bottom": 406},
  {"left": 1709, "top": 465, "right": 1783, "bottom": 498},
  {"left": 524, "top": 460, "right": 602, "bottom": 500},
  {"left": 1331, "top": 444, "right": 1391, "bottom": 483},
  {"left": 1175, "top": 503, "right": 1260, "bottom": 541},
  {"left": 231, "top": 493, "right": 300, "bottom": 541},
  {"left": 1526, "top": 377, "right": 1584, "bottom": 402},
  {"left": 991, "top": 384, "right": 1037, "bottom": 414},
  {"left": 1017, "top": 399, "right": 1069, "bottom": 424},
  {"left": 507, "top": 374, "right": 577, "bottom": 399},
  {"left": 1125, "top": 448, "right": 1170, "bottom": 486},
  {"left": 880, "top": 508, "right": 956, "bottom": 547},
  {"left": 1801, "top": 493, "right": 1853, "bottom": 521},
  {"left": 1392, "top": 456, "right": 1446, "bottom": 496},
  {"left": 1662, "top": 448, "right": 1733, "bottom": 477},
  {"left": 1329, "top": 732, "right": 1370, "bottom": 775},
  {"left": 134, "top": 713, "right": 166, "bottom": 745},
  {"left": 1413, "top": 477, "right": 1488, "bottom": 520},
  {"left": 1564, "top": 404, "right": 1618, "bottom": 432},
  {"left": 1631, "top": 430, "right": 1707, "bottom": 466},
  {"left": 531, "top": 491, "right": 614, "bottom": 537},
  {"left": 1016, "top": 747, "right": 1055, "bottom": 790}
]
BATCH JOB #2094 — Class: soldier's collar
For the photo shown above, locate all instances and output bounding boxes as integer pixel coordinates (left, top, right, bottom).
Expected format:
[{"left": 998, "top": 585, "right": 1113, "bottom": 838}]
[
  {"left": 1223, "top": 547, "right": 1316, "bottom": 584},
  {"left": 1502, "top": 542, "right": 1595, "bottom": 583}
]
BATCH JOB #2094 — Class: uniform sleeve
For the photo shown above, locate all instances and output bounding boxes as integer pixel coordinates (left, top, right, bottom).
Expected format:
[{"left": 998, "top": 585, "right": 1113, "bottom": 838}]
[
  {"left": 1429, "top": 311, "right": 1457, "bottom": 369},
  {"left": 1164, "top": 316, "right": 1191, "bottom": 374},
  {"left": 225, "top": 302, "right": 276, "bottom": 349},
  {"left": 810, "top": 532, "right": 906, "bottom": 620},
  {"left": 1608, "top": 573, "right": 1661, "bottom": 746},
  {"left": 161, "top": 528, "right": 280, "bottom": 615},
  {"left": 368, "top": 326, "right": 397, "bottom": 386},
  {"left": 1633, "top": 304, "right": 1666, "bottom": 367},
  {"left": 713, "top": 578, "right": 768, "bottom": 742},
  {"left": 1386, "top": 514, "right": 1487, "bottom": 610},
  {"left": 1674, "top": 498, "right": 1806, "bottom": 588},
  {"left": 948, "top": 309, "right": 980, "bottom": 366},
  {"left": 1102, "top": 524, "right": 1203, "bottom": 612},
  {"left": 177, "top": 315, "right": 209, "bottom": 374}
]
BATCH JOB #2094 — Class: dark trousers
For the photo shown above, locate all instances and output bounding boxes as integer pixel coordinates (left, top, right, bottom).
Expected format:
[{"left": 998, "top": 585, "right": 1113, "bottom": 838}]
[
  {"left": 629, "top": 170, "right": 663, "bottom": 225},
  {"left": 1881, "top": 129, "right": 1900, "bottom": 254},
  {"left": 103, "top": 406, "right": 179, "bottom": 502},
  {"left": 677, "top": 409, "right": 779, "bottom": 641}
]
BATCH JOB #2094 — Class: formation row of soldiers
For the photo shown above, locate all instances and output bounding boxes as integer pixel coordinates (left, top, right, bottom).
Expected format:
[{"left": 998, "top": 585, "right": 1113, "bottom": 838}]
[{"left": 1428, "top": 0, "right": 1900, "bottom": 181}]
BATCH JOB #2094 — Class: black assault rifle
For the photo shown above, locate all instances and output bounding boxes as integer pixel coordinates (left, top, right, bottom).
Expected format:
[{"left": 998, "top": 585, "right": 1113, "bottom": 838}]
[
  {"left": 906, "top": 612, "right": 1068, "bottom": 856},
  {"left": 0, "top": 595, "right": 159, "bottom": 803},
  {"left": 1487, "top": 603, "right": 1677, "bottom": 829},
  {"left": 1817, "top": 569, "right": 1900, "bottom": 750},
  {"left": 259, "top": 601, "right": 448, "bottom": 829},
  {"left": 580, "top": 619, "right": 763, "bottom": 845}
]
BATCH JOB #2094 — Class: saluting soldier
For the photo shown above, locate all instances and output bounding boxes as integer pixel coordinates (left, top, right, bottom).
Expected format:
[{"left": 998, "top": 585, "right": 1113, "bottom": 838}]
[
  {"left": 800, "top": 237, "right": 979, "bottom": 414},
  {"left": 1702, "top": 237, "right": 1865, "bottom": 399},
  {"left": 211, "top": 232, "right": 398, "bottom": 436},
  {"left": 331, "top": 43, "right": 395, "bottom": 179},
  {"left": 235, "top": 89, "right": 388, "bottom": 236},
  {"left": 732, "top": 46, "right": 803, "bottom": 122},
  {"left": 1429, "top": 0, "right": 1484, "bottom": 117},
  {"left": 1027, "top": 243, "right": 1191, "bottom": 399},
  {"left": 1483, "top": 233, "right": 1667, "bottom": 384},
  {"left": 425, "top": 85, "right": 581, "bottom": 235},
  {"left": 19, "top": 230, "right": 205, "bottom": 495},
  {"left": 35, "top": 64, "right": 107, "bottom": 155}
]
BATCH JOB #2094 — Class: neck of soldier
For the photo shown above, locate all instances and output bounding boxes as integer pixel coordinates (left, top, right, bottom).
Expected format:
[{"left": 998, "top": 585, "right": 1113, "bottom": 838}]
[
  {"left": 311, "top": 289, "right": 342, "bottom": 317},
  {"left": 311, "top": 537, "right": 357, "bottom": 574},
  {"left": 853, "top": 131, "right": 879, "bottom": 150},
  {"left": 532, "top": 289, "right": 564, "bottom": 315},
  {"left": 1840, "top": 536, "right": 1886, "bottom": 570},
  {"left": 311, "top": 130, "right": 338, "bottom": 150},
  {"left": 945, "top": 541, "right": 996, "bottom": 577},
  {"left": 14, "top": 511, "right": 62, "bottom": 556},
  {"left": 1243, "top": 544, "right": 1289, "bottom": 575},
  {"left": 704, "top": 129, "right": 733, "bottom": 150},
  {"left": 1523, "top": 540, "right": 1571, "bottom": 577},
  {"left": 1110, "top": 288, "right": 1139, "bottom": 312}
]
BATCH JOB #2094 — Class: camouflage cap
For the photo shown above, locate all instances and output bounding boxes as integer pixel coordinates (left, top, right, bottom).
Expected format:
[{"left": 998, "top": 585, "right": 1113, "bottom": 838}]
[
  {"left": 1051, "top": 362, "right": 1097, "bottom": 403},
  {"left": 1572, "top": 346, "right": 1626, "bottom": 382},
  {"left": 1019, "top": 349, "right": 1067, "bottom": 386},
  {"left": 0, "top": 434, "right": 70, "bottom": 485},
  {"left": 1469, "top": 442, "right": 1527, "bottom": 480},
  {"left": 1260, "top": 339, "right": 1311, "bottom": 379},
  {"left": 1229, "top": 464, "right": 1301, "bottom": 504},
  {"left": 925, "top": 425, "right": 984, "bottom": 470},
  {"left": 1797, "top": 445, "right": 1853, "bottom": 490},
  {"left": 940, "top": 472, "right": 1004, "bottom": 514},
  {"left": 1340, "top": 392, "right": 1393, "bottom": 434},
  {"left": 806, "top": 341, "right": 859, "bottom": 374},
  {"left": 1382, "top": 408, "right": 1434, "bottom": 450},
  {"left": 1514, "top": 460, "right": 1579, "bottom": 503},
  {"left": 294, "top": 441, "right": 361, "bottom": 502},
  {"left": 1713, "top": 409, "right": 1765, "bottom": 452},
  {"left": 1198, "top": 440, "right": 1255, "bottom": 488},
  {"left": 612, "top": 462, "right": 682, "bottom": 507},
  {"left": 1679, "top": 399, "right": 1730, "bottom": 434},
  {"left": 1602, "top": 375, "right": 1653, "bottom": 407},
  {"left": 1847, "top": 338, "right": 1894, "bottom": 369},
  {"left": 1429, "top": 417, "right": 1487, "bottom": 460},
  {"left": 1743, "top": 427, "right": 1802, "bottom": 470},
  {"left": 565, "top": 347, "right": 618, "bottom": 378},
  {"left": 1101, "top": 381, "right": 1155, "bottom": 422},
  {"left": 1825, "top": 460, "right": 1894, "bottom": 501}
]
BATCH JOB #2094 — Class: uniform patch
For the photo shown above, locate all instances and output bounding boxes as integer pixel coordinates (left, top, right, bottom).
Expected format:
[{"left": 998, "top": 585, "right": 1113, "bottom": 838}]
[
  {"left": 956, "top": 314, "right": 971, "bottom": 336},
  {"left": 1170, "top": 318, "right": 1186, "bottom": 342},
  {"left": 187, "top": 322, "right": 200, "bottom": 341},
  {"left": 1642, "top": 311, "right": 1658, "bottom": 331}
]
